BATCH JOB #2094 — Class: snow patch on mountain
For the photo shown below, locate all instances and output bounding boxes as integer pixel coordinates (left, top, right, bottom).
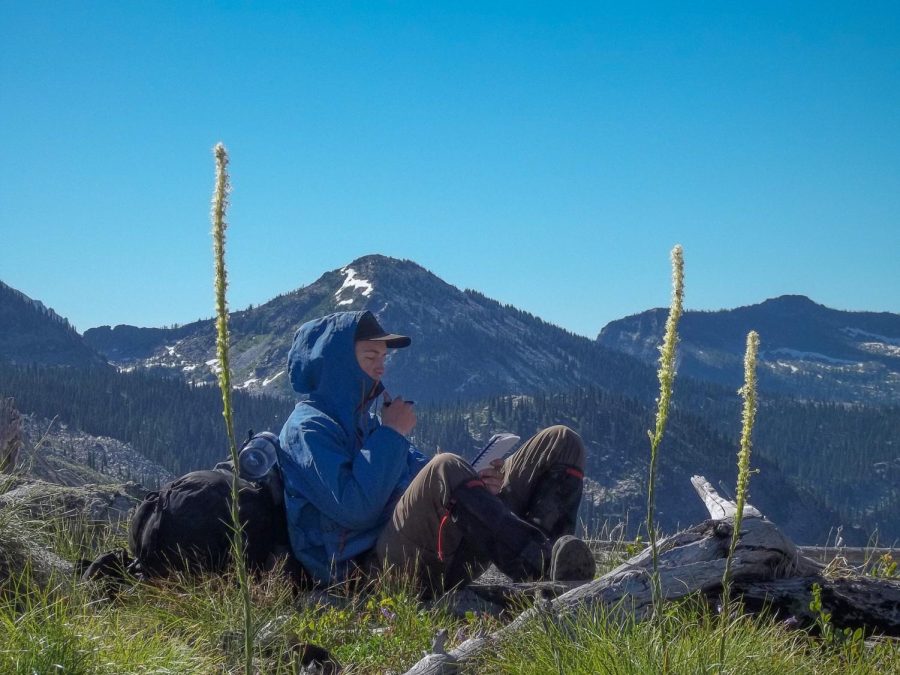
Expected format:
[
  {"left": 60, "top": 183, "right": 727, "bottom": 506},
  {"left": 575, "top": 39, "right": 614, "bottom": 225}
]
[
  {"left": 455, "top": 373, "right": 481, "bottom": 393},
  {"left": 263, "top": 370, "right": 285, "bottom": 387},
  {"left": 335, "top": 266, "right": 374, "bottom": 306},
  {"left": 765, "top": 348, "right": 858, "bottom": 366},
  {"left": 858, "top": 342, "right": 900, "bottom": 358},
  {"left": 841, "top": 327, "right": 900, "bottom": 346},
  {"left": 771, "top": 361, "right": 801, "bottom": 374},
  {"left": 841, "top": 327, "right": 900, "bottom": 357},
  {"left": 231, "top": 369, "right": 285, "bottom": 393}
]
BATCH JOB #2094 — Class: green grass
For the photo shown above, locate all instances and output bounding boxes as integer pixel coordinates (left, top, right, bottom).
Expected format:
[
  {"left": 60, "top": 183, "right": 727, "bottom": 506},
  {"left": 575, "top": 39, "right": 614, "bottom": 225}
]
[
  {"left": 2, "top": 510, "right": 897, "bottom": 674},
  {"left": 475, "top": 598, "right": 900, "bottom": 674},
  {"left": 0, "top": 497, "right": 500, "bottom": 673},
  {"left": 0, "top": 587, "right": 207, "bottom": 674},
  {"left": 4, "top": 490, "right": 896, "bottom": 674},
  {"left": 0, "top": 555, "right": 501, "bottom": 674}
]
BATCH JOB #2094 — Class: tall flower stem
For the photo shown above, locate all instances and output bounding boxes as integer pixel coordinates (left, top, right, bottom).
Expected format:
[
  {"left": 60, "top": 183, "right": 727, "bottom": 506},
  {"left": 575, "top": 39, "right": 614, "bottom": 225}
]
[
  {"left": 718, "top": 330, "right": 760, "bottom": 669},
  {"left": 646, "top": 245, "right": 684, "bottom": 616},
  {"left": 211, "top": 142, "right": 253, "bottom": 675}
]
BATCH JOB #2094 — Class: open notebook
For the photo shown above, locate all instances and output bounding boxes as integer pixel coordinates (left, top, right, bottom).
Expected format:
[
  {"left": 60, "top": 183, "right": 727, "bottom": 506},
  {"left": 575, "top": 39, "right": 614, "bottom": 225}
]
[{"left": 470, "top": 433, "right": 521, "bottom": 472}]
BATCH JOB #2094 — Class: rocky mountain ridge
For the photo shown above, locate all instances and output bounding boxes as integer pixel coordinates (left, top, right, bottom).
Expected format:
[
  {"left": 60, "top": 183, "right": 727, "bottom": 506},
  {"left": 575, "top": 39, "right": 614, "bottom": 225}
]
[
  {"left": 83, "top": 255, "right": 655, "bottom": 403},
  {"left": 598, "top": 295, "right": 900, "bottom": 404},
  {"left": 0, "top": 281, "right": 108, "bottom": 368},
  {"left": 9, "top": 257, "right": 897, "bottom": 406}
]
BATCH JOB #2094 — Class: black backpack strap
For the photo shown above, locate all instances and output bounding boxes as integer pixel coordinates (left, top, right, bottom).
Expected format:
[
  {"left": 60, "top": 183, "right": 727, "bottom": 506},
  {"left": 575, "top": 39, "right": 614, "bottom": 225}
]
[
  {"left": 80, "top": 548, "right": 136, "bottom": 598},
  {"left": 128, "top": 489, "right": 164, "bottom": 576}
]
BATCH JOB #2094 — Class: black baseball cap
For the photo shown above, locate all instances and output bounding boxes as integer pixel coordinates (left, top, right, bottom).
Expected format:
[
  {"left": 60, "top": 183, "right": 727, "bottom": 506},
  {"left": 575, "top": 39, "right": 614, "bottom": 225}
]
[{"left": 354, "top": 312, "right": 411, "bottom": 348}]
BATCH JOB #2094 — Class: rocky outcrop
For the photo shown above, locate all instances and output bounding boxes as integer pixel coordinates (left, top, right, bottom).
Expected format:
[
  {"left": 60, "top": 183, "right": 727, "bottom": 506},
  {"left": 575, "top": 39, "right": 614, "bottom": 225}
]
[
  {"left": 0, "top": 397, "right": 22, "bottom": 473},
  {"left": 0, "top": 478, "right": 143, "bottom": 524},
  {"left": 19, "top": 416, "right": 175, "bottom": 489},
  {"left": 0, "top": 415, "right": 165, "bottom": 598},
  {"left": 0, "top": 511, "right": 74, "bottom": 597},
  {"left": 0, "top": 477, "right": 143, "bottom": 597}
]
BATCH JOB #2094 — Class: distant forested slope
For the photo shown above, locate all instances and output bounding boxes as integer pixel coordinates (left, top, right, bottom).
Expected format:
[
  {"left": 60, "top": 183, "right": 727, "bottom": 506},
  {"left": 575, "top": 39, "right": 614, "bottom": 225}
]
[
  {"left": 414, "top": 388, "right": 900, "bottom": 545},
  {"left": 0, "top": 364, "right": 293, "bottom": 475},
  {"left": 3, "top": 363, "right": 896, "bottom": 544}
]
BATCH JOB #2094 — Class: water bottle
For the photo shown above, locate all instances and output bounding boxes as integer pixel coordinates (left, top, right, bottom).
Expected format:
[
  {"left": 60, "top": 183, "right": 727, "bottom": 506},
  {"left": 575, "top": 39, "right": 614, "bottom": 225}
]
[{"left": 238, "top": 431, "right": 280, "bottom": 481}]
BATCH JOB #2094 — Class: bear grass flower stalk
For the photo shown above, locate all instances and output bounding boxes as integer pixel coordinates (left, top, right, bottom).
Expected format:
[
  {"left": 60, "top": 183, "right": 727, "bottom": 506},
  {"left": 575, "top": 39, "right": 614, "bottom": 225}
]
[
  {"left": 729, "top": 330, "right": 760, "bottom": 568},
  {"left": 646, "top": 244, "right": 684, "bottom": 614},
  {"left": 717, "top": 330, "right": 760, "bottom": 670},
  {"left": 211, "top": 142, "right": 254, "bottom": 675}
]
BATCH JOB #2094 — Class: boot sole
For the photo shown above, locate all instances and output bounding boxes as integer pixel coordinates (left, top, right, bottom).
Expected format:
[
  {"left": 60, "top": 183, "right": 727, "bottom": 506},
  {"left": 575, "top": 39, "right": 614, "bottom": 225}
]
[{"left": 550, "top": 535, "right": 596, "bottom": 582}]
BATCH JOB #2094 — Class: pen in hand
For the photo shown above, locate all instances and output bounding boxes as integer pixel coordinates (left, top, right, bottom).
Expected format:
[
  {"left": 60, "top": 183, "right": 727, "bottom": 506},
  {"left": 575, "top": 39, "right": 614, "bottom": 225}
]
[
  {"left": 383, "top": 392, "right": 414, "bottom": 407},
  {"left": 381, "top": 392, "right": 417, "bottom": 435}
]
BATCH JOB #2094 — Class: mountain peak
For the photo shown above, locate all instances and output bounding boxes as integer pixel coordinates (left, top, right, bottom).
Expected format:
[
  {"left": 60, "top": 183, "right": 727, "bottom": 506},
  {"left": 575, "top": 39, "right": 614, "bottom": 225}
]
[
  {"left": 598, "top": 294, "right": 900, "bottom": 404},
  {"left": 345, "top": 253, "right": 395, "bottom": 267},
  {"left": 83, "top": 257, "right": 654, "bottom": 402},
  {"left": 342, "top": 254, "right": 430, "bottom": 276},
  {"left": 0, "top": 280, "right": 63, "bottom": 323},
  {"left": 1, "top": 280, "right": 107, "bottom": 368},
  {"left": 760, "top": 295, "right": 820, "bottom": 309}
]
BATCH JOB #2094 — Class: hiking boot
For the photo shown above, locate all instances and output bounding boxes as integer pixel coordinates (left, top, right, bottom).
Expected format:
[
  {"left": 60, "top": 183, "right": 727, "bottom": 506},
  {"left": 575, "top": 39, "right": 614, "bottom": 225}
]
[
  {"left": 549, "top": 535, "right": 595, "bottom": 582},
  {"left": 449, "top": 481, "right": 594, "bottom": 583},
  {"left": 450, "top": 482, "right": 548, "bottom": 581},
  {"left": 524, "top": 464, "right": 585, "bottom": 540},
  {"left": 440, "top": 534, "right": 485, "bottom": 591}
]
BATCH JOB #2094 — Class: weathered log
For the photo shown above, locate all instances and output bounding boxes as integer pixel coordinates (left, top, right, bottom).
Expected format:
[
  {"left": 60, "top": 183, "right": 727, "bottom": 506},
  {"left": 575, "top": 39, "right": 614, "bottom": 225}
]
[
  {"left": 735, "top": 576, "right": 900, "bottom": 635},
  {"left": 400, "top": 475, "right": 900, "bottom": 675}
]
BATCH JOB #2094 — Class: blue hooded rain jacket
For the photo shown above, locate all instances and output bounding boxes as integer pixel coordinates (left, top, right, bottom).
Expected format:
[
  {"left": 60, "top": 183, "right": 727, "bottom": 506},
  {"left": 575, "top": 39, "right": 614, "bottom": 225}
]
[{"left": 278, "top": 311, "right": 427, "bottom": 583}]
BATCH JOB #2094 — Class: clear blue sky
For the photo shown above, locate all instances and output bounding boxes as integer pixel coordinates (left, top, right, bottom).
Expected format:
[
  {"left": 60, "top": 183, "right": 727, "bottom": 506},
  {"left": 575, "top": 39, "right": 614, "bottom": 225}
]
[{"left": 2, "top": 2, "right": 898, "bottom": 337}]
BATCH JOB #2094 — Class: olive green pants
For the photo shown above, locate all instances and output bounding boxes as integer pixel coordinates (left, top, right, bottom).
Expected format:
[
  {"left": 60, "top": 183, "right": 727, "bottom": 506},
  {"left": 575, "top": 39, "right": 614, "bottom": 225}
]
[{"left": 375, "top": 425, "right": 585, "bottom": 590}]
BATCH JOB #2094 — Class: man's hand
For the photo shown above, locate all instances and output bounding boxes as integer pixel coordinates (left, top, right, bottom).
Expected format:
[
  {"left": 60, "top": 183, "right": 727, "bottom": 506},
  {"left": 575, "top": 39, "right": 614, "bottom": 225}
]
[
  {"left": 479, "top": 458, "right": 504, "bottom": 496},
  {"left": 381, "top": 392, "right": 416, "bottom": 437}
]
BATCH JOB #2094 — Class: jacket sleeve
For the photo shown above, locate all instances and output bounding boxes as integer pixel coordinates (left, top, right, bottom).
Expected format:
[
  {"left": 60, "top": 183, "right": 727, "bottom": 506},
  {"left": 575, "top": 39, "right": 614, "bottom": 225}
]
[
  {"left": 282, "top": 415, "right": 410, "bottom": 531},
  {"left": 407, "top": 445, "right": 429, "bottom": 477}
]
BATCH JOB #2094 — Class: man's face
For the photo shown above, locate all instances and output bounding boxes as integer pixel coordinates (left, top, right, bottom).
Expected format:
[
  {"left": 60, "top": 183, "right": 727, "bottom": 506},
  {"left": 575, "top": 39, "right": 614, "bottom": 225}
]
[{"left": 355, "top": 340, "right": 388, "bottom": 381}]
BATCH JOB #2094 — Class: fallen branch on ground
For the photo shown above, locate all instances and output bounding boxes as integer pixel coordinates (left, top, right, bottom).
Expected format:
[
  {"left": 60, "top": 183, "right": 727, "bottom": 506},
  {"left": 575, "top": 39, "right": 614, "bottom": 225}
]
[{"left": 401, "top": 475, "right": 900, "bottom": 674}]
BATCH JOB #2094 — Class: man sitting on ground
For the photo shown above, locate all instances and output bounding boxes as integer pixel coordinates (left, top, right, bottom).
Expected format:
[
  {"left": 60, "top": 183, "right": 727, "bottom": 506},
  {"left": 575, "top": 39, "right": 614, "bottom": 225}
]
[{"left": 278, "top": 310, "right": 595, "bottom": 592}]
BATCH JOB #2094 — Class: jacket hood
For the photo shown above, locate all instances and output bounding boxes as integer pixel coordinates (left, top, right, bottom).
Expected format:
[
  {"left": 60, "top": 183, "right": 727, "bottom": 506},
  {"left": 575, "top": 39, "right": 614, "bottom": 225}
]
[{"left": 287, "top": 311, "right": 384, "bottom": 433}]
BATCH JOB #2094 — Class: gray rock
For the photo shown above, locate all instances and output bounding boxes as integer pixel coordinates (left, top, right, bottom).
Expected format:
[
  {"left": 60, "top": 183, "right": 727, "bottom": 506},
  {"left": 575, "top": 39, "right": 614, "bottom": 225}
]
[
  {"left": 0, "top": 397, "right": 22, "bottom": 473},
  {"left": 0, "top": 478, "right": 148, "bottom": 598},
  {"left": 20, "top": 415, "right": 174, "bottom": 489},
  {"left": 0, "top": 478, "right": 143, "bottom": 524},
  {"left": 0, "top": 511, "right": 73, "bottom": 597}
]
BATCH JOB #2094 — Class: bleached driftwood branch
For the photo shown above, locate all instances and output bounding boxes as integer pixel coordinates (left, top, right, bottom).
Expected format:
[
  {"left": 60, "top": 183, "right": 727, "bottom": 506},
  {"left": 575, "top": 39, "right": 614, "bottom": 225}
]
[{"left": 401, "top": 475, "right": 900, "bottom": 675}]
